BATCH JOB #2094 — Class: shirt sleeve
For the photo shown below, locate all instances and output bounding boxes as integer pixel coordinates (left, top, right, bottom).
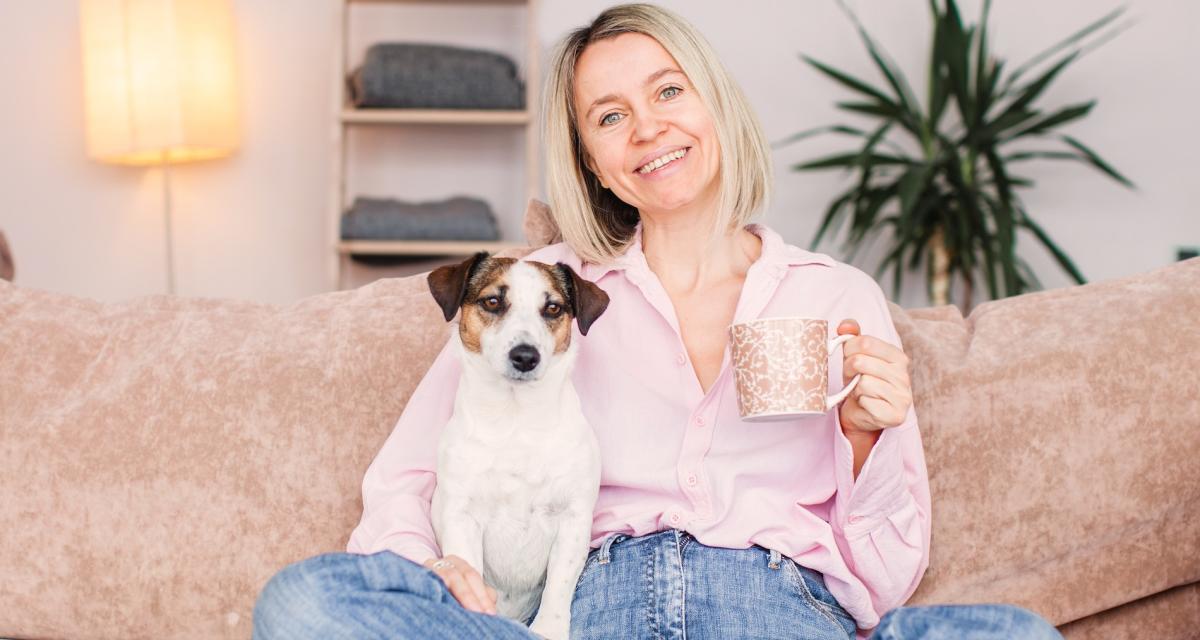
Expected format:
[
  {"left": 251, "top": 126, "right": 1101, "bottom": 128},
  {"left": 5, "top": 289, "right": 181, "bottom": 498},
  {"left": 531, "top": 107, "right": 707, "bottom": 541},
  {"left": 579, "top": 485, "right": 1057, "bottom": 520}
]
[
  {"left": 345, "top": 333, "right": 460, "bottom": 565},
  {"left": 828, "top": 275, "right": 932, "bottom": 629}
]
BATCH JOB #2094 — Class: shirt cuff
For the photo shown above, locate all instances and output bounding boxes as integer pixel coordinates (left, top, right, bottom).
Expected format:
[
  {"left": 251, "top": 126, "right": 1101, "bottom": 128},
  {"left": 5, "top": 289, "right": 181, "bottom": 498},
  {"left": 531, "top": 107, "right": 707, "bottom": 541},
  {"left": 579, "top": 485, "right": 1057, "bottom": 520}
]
[
  {"left": 833, "top": 407, "right": 910, "bottom": 537},
  {"left": 349, "top": 531, "right": 440, "bottom": 567}
]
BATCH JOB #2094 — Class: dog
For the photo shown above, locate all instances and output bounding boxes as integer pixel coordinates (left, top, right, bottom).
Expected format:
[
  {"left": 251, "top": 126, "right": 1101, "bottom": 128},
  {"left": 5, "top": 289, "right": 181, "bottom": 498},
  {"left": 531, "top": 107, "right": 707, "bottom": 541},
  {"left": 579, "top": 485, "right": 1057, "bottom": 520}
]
[{"left": 426, "top": 252, "right": 609, "bottom": 640}]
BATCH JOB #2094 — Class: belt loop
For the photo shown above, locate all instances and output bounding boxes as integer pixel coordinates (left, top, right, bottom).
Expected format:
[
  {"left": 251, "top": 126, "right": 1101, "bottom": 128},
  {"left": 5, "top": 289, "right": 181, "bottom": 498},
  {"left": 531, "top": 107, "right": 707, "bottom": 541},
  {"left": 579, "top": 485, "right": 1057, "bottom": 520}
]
[
  {"left": 768, "top": 548, "right": 782, "bottom": 570},
  {"left": 598, "top": 532, "right": 623, "bottom": 565}
]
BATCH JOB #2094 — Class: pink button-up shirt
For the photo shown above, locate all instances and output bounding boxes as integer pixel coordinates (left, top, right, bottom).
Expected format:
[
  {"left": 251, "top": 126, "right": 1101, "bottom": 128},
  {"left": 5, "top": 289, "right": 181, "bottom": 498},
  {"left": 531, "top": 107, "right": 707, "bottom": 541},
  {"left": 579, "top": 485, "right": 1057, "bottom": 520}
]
[{"left": 348, "top": 222, "right": 931, "bottom": 633}]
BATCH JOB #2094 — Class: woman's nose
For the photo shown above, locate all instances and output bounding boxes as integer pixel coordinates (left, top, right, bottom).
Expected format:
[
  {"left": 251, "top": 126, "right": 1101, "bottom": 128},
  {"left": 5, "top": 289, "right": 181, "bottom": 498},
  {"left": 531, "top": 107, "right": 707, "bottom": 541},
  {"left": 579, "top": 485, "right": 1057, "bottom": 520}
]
[{"left": 631, "top": 110, "right": 668, "bottom": 143}]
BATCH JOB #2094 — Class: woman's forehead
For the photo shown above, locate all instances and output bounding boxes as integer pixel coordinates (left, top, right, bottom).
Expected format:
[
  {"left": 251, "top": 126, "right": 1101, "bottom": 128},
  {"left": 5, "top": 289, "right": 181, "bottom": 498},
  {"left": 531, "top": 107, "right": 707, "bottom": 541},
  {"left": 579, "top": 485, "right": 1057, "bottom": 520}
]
[{"left": 574, "top": 33, "right": 684, "bottom": 102}]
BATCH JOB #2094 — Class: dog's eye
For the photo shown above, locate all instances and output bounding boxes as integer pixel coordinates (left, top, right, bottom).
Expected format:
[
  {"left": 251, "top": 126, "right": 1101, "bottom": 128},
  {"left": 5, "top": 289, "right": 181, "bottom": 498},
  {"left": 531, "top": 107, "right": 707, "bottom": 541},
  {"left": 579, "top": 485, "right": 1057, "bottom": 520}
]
[
  {"left": 544, "top": 302, "right": 563, "bottom": 317},
  {"left": 481, "top": 296, "right": 502, "bottom": 312}
]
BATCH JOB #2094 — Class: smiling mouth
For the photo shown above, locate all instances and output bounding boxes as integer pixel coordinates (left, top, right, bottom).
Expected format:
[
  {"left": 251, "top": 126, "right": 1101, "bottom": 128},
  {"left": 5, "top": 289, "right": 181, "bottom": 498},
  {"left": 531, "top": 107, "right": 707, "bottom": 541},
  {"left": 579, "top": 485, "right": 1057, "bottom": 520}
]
[{"left": 637, "top": 147, "right": 690, "bottom": 174}]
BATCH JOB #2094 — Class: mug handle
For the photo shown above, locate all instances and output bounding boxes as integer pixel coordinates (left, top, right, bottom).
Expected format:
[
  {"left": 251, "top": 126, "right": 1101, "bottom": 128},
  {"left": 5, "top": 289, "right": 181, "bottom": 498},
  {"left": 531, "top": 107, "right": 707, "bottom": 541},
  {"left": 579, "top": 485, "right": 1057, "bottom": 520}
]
[{"left": 825, "top": 333, "right": 862, "bottom": 410}]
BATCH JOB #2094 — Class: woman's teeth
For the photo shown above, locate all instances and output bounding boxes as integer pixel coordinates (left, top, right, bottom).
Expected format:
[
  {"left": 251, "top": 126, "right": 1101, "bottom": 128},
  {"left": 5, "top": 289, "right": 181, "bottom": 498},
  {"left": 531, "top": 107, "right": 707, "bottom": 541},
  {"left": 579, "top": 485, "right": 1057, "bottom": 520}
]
[{"left": 638, "top": 148, "right": 688, "bottom": 174}]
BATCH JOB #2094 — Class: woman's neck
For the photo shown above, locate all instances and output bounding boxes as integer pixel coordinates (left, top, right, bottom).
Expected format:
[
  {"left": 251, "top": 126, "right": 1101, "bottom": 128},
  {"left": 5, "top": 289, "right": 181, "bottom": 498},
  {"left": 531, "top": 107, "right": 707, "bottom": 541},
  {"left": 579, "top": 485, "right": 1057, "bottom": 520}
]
[{"left": 640, "top": 210, "right": 762, "bottom": 294}]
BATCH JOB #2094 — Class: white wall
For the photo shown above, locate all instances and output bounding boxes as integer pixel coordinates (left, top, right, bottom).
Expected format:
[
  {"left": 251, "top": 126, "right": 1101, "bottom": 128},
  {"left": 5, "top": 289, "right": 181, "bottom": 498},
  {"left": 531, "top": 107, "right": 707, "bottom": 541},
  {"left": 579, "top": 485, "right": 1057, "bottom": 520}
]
[{"left": 0, "top": 0, "right": 1195, "bottom": 307}]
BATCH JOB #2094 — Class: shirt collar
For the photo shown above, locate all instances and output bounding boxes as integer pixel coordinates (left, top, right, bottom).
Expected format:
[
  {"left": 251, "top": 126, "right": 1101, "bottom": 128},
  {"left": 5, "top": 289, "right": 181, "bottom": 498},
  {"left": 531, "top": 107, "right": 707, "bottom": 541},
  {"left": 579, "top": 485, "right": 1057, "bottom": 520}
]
[{"left": 582, "top": 220, "right": 834, "bottom": 281}]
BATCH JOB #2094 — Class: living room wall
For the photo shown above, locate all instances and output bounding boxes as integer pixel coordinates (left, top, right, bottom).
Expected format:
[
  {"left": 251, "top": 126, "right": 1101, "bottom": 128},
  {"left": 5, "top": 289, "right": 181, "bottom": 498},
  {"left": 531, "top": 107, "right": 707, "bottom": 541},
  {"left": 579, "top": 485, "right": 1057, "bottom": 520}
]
[{"left": 0, "top": 0, "right": 1195, "bottom": 306}]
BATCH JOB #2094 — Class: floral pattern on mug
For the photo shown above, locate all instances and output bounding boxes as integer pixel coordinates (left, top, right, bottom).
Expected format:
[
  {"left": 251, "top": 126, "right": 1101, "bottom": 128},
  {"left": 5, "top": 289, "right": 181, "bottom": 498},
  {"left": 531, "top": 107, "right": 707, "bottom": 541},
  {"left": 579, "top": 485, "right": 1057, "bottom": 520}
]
[{"left": 729, "top": 318, "right": 832, "bottom": 419}]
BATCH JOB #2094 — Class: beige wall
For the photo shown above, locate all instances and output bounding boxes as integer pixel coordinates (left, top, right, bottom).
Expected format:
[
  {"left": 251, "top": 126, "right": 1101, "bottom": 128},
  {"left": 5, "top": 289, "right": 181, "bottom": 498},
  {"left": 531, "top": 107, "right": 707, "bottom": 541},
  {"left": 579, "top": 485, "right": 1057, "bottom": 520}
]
[{"left": 0, "top": 0, "right": 1195, "bottom": 307}]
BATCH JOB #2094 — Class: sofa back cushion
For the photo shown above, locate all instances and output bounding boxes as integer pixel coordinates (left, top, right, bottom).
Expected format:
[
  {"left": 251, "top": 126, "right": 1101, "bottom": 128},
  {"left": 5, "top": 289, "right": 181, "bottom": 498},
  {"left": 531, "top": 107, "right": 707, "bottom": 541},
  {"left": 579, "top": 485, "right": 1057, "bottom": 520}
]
[{"left": 898, "top": 257, "right": 1200, "bottom": 625}]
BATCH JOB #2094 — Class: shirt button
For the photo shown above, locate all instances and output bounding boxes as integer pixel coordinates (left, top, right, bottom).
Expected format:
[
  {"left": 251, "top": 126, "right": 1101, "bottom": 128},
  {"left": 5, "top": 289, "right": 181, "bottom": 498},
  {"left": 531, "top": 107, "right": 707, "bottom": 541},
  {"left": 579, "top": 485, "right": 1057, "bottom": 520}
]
[
  {"left": 676, "top": 352, "right": 687, "bottom": 365},
  {"left": 848, "top": 515, "right": 864, "bottom": 525},
  {"left": 686, "top": 474, "right": 698, "bottom": 486},
  {"left": 694, "top": 416, "right": 705, "bottom": 427},
  {"left": 669, "top": 512, "right": 681, "bottom": 524}
]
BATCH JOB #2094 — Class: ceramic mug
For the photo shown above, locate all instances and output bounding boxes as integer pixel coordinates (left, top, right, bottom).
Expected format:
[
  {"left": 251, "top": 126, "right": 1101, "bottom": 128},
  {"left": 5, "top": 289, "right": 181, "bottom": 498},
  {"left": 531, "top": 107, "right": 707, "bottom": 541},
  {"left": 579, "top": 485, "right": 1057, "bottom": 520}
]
[{"left": 728, "top": 317, "right": 862, "bottom": 422}]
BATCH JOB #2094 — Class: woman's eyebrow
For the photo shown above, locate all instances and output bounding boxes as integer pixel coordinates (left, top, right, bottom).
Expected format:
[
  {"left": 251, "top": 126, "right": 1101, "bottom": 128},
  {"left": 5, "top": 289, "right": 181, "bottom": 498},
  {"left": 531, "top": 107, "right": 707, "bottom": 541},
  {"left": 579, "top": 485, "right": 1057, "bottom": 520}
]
[{"left": 584, "top": 67, "right": 684, "bottom": 119}]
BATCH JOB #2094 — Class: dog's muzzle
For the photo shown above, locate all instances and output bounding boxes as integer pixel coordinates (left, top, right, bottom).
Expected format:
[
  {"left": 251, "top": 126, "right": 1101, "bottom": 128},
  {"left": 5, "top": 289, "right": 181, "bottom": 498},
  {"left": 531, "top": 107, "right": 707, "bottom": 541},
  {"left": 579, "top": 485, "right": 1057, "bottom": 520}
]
[{"left": 508, "top": 344, "right": 541, "bottom": 373}]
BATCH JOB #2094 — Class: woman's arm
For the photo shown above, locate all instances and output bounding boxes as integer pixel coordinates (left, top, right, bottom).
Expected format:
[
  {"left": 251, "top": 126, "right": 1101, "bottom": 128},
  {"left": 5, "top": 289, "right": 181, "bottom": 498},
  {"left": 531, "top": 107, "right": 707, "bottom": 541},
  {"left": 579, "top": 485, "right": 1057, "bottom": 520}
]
[
  {"left": 826, "top": 276, "right": 932, "bottom": 630},
  {"left": 842, "top": 428, "right": 882, "bottom": 480},
  {"left": 345, "top": 335, "right": 460, "bottom": 565}
]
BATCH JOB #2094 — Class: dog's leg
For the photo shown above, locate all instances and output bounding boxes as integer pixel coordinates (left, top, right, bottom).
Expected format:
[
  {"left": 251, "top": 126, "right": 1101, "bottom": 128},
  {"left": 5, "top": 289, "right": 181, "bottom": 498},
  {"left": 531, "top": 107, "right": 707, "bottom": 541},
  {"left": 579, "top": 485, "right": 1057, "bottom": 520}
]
[
  {"left": 527, "top": 507, "right": 592, "bottom": 640},
  {"left": 437, "top": 501, "right": 486, "bottom": 579}
]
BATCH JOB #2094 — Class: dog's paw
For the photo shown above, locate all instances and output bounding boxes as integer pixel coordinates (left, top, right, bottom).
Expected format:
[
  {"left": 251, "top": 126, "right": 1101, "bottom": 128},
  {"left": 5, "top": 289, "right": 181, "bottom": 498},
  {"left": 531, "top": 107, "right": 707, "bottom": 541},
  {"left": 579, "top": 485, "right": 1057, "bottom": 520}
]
[{"left": 528, "top": 613, "right": 570, "bottom": 640}]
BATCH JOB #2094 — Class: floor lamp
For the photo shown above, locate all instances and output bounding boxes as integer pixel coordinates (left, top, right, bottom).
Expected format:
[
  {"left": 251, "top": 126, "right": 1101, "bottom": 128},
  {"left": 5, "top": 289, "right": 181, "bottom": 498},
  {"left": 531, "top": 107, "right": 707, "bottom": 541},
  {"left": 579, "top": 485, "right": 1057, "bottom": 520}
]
[{"left": 79, "top": 0, "right": 240, "bottom": 295}]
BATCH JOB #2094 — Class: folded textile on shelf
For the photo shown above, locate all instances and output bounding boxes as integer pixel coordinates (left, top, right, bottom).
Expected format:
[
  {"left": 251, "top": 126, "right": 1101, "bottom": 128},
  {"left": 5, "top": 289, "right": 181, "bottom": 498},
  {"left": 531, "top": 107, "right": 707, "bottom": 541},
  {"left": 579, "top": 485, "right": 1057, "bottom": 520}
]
[
  {"left": 340, "top": 196, "right": 500, "bottom": 241},
  {"left": 349, "top": 43, "right": 524, "bottom": 110}
]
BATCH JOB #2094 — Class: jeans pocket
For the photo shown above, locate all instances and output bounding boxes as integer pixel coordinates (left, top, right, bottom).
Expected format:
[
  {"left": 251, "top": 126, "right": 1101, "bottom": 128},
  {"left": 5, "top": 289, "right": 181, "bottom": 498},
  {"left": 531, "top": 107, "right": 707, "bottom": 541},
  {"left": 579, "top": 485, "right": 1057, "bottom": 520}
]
[
  {"left": 783, "top": 560, "right": 855, "bottom": 636},
  {"left": 574, "top": 548, "right": 603, "bottom": 589}
]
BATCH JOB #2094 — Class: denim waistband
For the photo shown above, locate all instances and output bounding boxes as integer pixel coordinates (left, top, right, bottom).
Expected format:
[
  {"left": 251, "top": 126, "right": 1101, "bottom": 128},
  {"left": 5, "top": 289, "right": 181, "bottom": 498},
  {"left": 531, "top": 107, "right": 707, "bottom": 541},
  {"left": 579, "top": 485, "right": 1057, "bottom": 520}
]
[{"left": 594, "top": 529, "right": 786, "bottom": 571}]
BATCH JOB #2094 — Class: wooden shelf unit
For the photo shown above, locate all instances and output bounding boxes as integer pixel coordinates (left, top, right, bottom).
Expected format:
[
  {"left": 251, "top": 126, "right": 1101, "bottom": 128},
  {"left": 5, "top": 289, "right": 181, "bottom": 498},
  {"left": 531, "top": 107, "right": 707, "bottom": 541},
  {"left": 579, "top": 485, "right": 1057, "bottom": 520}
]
[{"left": 330, "top": 0, "right": 540, "bottom": 289}]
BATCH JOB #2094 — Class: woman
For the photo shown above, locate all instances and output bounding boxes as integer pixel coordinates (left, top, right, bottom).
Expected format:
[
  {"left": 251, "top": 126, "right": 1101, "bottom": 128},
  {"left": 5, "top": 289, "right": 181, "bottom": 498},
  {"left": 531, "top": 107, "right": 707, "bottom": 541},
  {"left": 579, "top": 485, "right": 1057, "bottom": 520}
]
[{"left": 254, "top": 5, "right": 1061, "bottom": 639}]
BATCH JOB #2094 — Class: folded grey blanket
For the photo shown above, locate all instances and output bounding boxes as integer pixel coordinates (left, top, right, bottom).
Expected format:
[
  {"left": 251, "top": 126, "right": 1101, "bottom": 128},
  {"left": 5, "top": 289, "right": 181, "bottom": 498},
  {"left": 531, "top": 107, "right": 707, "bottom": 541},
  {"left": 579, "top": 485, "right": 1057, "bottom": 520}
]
[
  {"left": 340, "top": 196, "right": 500, "bottom": 241},
  {"left": 349, "top": 43, "right": 524, "bottom": 110}
]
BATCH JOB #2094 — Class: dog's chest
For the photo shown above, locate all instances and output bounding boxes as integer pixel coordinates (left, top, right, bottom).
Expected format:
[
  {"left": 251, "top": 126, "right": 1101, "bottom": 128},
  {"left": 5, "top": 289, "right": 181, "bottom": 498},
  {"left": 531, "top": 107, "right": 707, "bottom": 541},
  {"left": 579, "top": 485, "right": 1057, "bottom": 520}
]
[{"left": 441, "top": 424, "right": 589, "bottom": 520}]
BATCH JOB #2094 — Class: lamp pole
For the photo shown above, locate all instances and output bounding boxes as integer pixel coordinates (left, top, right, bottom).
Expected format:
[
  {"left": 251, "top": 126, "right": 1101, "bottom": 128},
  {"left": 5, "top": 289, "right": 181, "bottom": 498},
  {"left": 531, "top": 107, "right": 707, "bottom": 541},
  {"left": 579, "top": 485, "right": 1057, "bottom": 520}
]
[{"left": 161, "top": 151, "right": 176, "bottom": 296}]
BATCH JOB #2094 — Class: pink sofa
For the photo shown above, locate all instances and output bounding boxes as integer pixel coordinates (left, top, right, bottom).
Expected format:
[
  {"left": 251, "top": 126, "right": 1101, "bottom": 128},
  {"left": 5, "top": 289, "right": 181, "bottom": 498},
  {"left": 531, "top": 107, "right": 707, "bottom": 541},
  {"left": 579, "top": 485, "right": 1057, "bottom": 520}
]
[{"left": 1, "top": 217, "right": 1197, "bottom": 639}]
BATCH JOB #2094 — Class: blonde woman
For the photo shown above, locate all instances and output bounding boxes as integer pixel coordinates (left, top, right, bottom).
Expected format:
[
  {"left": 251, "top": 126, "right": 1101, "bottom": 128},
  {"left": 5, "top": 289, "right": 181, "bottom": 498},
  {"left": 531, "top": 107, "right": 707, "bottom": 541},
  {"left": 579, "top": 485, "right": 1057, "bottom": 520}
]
[{"left": 254, "top": 5, "right": 1061, "bottom": 639}]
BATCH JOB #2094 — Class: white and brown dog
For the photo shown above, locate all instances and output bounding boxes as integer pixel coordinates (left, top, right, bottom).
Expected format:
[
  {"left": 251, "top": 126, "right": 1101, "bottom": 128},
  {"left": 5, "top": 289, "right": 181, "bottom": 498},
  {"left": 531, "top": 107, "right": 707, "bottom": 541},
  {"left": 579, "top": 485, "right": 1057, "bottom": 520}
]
[{"left": 426, "top": 252, "right": 609, "bottom": 639}]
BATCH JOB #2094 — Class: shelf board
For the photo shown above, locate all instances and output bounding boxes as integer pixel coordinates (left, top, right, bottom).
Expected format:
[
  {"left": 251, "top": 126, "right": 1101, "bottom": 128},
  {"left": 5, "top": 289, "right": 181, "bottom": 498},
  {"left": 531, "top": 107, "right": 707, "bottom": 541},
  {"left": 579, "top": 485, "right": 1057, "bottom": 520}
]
[
  {"left": 341, "top": 108, "right": 531, "bottom": 125},
  {"left": 338, "top": 240, "right": 525, "bottom": 256}
]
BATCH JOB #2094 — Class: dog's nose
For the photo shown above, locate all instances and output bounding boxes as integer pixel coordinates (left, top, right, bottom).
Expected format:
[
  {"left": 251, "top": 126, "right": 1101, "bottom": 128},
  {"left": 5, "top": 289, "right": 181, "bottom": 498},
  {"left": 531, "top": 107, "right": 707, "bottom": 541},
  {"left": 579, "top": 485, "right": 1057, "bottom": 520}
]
[{"left": 508, "top": 344, "right": 540, "bottom": 373}]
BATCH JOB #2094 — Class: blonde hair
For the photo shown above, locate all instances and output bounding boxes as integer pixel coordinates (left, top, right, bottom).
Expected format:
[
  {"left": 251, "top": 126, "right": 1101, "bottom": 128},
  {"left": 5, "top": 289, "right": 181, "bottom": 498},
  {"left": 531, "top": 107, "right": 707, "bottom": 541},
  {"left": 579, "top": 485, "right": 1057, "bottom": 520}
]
[{"left": 543, "top": 3, "right": 773, "bottom": 265}]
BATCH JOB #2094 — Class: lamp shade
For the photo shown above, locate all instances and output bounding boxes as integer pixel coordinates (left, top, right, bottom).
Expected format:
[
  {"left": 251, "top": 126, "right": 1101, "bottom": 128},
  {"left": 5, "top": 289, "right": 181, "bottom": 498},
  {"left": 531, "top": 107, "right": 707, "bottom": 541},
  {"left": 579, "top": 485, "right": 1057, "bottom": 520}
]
[{"left": 80, "top": 0, "right": 240, "bottom": 166}]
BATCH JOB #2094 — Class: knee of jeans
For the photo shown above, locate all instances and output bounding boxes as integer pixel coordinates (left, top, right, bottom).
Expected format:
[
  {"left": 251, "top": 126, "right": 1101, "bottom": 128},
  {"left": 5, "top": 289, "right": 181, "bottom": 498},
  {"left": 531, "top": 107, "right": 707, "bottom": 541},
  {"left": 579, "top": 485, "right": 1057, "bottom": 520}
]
[
  {"left": 1001, "top": 605, "right": 1063, "bottom": 640},
  {"left": 875, "top": 604, "right": 1062, "bottom": 640},
  {"left": 253, "top": 559, "right": 328, "bottom": 639}
]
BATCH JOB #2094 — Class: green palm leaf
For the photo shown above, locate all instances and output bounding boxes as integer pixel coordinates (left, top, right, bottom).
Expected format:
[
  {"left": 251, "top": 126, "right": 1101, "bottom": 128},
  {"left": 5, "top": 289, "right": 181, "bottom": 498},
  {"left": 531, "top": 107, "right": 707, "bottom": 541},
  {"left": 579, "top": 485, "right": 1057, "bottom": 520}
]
[
  {"left": 1002, "top": 6, "right": 1127, "bottom": 94},
  {"left": 1018, "top": 208, "right": 1088, "bottom": 284},
  {"left": 1062, "top": 136, "right": 1135, "bottom": 187}
]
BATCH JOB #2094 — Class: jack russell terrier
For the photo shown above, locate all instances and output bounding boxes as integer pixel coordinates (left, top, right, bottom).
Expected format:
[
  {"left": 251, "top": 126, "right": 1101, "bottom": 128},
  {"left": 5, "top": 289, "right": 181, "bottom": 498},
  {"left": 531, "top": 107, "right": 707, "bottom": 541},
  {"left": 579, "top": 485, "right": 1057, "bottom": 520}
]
[{"left": 426, "top": 252, "right": 609, "bottom": 640}]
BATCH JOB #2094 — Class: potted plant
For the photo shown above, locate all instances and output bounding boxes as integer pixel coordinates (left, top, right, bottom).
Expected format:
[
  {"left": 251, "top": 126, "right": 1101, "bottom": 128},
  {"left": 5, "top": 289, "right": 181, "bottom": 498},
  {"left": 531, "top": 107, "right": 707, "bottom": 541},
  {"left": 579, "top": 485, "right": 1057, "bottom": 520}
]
[{"left": 781, "top": 0, "right": 1134, "bottom": 312}]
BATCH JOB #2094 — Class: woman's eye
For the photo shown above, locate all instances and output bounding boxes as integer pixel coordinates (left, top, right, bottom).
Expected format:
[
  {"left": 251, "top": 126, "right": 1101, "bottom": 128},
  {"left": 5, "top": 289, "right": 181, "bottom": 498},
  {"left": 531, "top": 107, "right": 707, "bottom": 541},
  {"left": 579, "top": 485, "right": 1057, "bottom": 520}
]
[{"left": 598, "top": 88, "right": 680, "bottom": 127}]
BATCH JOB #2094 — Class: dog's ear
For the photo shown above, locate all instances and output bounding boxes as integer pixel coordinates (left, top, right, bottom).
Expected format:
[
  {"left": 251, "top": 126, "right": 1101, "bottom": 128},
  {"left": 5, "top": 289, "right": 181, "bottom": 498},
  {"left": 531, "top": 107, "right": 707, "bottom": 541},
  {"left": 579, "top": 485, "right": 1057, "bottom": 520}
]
[
  {"left": 555, "top": 263, "right": 610, "bottom": 336},
  {"left": 428, "top": 252, "right": 488, "bottom": 322}
]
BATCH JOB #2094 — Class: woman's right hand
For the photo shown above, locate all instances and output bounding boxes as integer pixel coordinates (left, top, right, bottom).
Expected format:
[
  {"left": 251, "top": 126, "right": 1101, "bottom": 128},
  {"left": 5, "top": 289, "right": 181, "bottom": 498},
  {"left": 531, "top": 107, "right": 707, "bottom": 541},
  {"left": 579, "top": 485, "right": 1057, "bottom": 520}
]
[{"left": 423, "top": 555, "right": 499, "bottom": 615}]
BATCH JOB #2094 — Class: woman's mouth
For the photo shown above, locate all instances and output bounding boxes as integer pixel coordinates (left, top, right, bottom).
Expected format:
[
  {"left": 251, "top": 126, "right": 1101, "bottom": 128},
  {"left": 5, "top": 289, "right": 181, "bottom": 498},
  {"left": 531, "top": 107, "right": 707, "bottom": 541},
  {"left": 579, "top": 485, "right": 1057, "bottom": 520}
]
[{"left": 636, "top": 147, "right": 690, "bottom": 175}]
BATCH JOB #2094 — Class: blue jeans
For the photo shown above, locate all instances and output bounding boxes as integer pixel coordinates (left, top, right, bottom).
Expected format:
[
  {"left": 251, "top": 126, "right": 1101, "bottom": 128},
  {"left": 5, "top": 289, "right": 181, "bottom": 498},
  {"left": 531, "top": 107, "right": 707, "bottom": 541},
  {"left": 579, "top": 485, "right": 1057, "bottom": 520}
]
[{"left": 254, "top": 529, "right": 1062, "bottom": 639}]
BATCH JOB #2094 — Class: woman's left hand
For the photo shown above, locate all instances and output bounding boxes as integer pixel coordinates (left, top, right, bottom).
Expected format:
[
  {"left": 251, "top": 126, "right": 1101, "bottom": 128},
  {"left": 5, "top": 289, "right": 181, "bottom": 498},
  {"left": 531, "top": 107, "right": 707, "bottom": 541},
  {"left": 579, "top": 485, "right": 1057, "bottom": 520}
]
[{"left": 836, "top": 319, "right": 913, "bottom": 437}]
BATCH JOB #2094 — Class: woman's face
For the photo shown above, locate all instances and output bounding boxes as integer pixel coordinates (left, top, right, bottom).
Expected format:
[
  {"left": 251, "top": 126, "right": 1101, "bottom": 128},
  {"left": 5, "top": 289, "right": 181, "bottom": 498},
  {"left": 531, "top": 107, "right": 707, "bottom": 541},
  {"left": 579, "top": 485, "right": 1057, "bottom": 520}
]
[{"left": 573, "top": 32, "right": 721, "bottom": 218}]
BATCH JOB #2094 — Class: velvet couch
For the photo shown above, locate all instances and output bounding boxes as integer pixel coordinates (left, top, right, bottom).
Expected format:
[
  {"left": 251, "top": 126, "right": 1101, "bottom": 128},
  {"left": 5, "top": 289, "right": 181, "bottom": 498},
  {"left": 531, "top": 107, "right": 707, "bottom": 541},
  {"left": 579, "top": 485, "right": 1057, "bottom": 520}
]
[{"left": 1, "top": 211, "right": 1197, "bottom": 639}]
